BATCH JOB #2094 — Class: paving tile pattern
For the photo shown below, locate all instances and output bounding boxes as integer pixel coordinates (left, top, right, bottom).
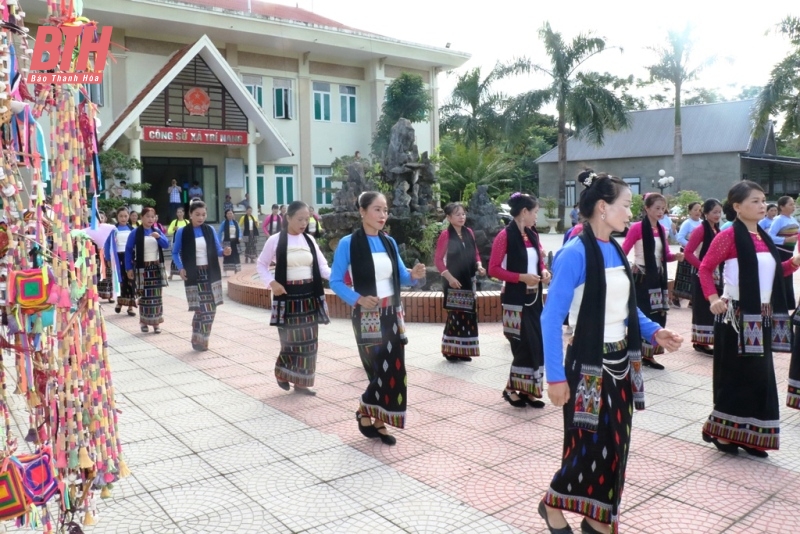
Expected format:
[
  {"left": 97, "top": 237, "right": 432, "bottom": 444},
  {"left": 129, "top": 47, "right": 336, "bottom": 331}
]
[{"left": 9, "top": 235, "right": 792, "bottom": 533}]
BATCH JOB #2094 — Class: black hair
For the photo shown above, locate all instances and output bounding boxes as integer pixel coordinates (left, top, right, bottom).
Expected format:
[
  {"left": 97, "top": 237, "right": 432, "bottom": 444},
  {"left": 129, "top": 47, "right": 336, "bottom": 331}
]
[
  {"left": 687, "top": 201, "right": 701, "bottom": 212},
  {"left": 224, "top": 209, "right": 234, "bottom": 218},
  {"left": 116, "top": 206, "right": 129, "bottom": 216},
  {"left": 644, "top": 193, "right": 666, "bottom": 208},
  {"left": 444, "top": 202, "right": 466, "bottom": 216},
  {"left": 140, "top": 207, "right": 155, "bottom": 217},
  {"left": 778, "top": 195, "right": 793, "bottom": 209},
  {"left": 189, "top": 201, "right": 206, "bottom": 214},
  {"left": 722, "top": 180, "right": 764, "bottom": 221},
  {"left": 271, "top": 204, "right": 279, "bottom": 210},
  {"left": 767, "top": 203, "right": 778, "bottom": 211},
  {"left": 577, "top": 170, "right": 629, "bottom": 219},
  {"left": 358, "top": 191, "right": 385, "bottom": 211},
  {"left": 507, "top": 193, "right": 538, "bottom": 217},
  {"left": 285, "top": 200, "right": 308, "bottom": 219},
  {"left": 119, "top": 180, "right": 126, "bottom": 185},
  {"left": 702, "top": 198, "right": 722, "bottom": 216}
]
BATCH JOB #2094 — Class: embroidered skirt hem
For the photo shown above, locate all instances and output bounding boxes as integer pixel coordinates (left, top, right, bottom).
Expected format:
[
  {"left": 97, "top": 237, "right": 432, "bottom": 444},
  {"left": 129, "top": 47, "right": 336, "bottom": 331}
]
[
  {"left": 441, "top": 310, "right": 480, "bottom": 358},
  {"left": 187, "top": 267, "right": 221, "bottom": 350},
  {"left": 503, "top": 296, "right": 543, "bottom": 396}
]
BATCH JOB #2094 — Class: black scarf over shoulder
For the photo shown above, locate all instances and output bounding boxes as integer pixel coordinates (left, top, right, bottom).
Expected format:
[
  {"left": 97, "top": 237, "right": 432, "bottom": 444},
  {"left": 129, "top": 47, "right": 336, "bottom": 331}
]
[
  {"left": 641, "top": 216, "right": 668, "bottom": 292},
  {"left": 180, "top": 224, "right": 221, "bottom": 286},
  {"left": 241, "top": 215, "right": 259, "bottom": 236},
  {"left": 221, "top": 219, "right": 240, "bottom": 242},
  {"left": 134, "top": 226, "right": 164, "bottom": 269},
  {"left": 350, "top": 227, "right": 401, "bottom": 308},
  {"left": 734, "top": 219, "right": 788, "bottom": 354},
  {"left": 573, "top": 224, "right": 645, "bottom": 410},
  {"left": 445, "top": 225, "right": 477, "bottom": 288},
  {"left": 274, "top": 230, "right": 325, "bottom": 300},
  {"left": 699, "top": 220, "right": 718, "bottom": 260},
  {"left": 501, "top": 221, "right": 542, "bottom": 306}
]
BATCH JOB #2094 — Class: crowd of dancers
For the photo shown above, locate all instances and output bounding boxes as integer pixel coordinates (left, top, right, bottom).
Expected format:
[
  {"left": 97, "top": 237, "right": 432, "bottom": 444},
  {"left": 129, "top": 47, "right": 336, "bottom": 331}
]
[{"left": 98, "top": 174, "right": 800, "bottom": 534}]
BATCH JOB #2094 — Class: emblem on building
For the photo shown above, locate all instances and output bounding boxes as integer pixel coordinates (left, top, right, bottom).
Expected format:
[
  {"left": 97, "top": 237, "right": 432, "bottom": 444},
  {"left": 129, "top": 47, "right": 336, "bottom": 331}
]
[{"left": 184, "top": 87, "right": 211, "bottom": 116}]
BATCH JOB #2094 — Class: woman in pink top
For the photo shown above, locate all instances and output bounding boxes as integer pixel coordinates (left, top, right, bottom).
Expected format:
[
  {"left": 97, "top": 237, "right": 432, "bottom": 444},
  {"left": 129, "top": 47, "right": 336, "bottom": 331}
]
[
  {"left": 622, "top": 193, "right": 684, "bottom": 369},
  {"left": 434, "top": 203, "right": 485, "bottom": 362},
  {"left": 489, "top": 193, "right": 551, "bottom": 408},
  {"left": 698, "top": 181, "right": 800, "bottom": 458}
]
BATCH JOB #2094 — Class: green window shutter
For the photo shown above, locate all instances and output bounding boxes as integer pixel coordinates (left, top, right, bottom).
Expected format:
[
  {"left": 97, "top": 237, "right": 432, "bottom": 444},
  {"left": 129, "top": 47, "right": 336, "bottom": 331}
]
[
  {"left": 316, "top": 177, "right": 323, "bottom": 205},
  {"left": 257, "top": 177, "right": 264, "bottom": 206},
  {"left": 325, "top": 178, "right": 332, "bottom": 204},
  {"left": 286, "top": 177, "right": 294, "bottom": 203},
  {"left": 314, "top": 93, "right": 321, "bottom": 120},
  {"left": 349, "top": 95, "right": 356, "bottom": 123},
  {"left": 257, "top": 86, "right": 263, "bottom": 107},
  {"left": 323, "top": 93, "right": 330, "bottom": 121},
  {"left": 276, "top": 179, "right": 284, "bottom": 205},
  {"left": 274, "top": 88, "right": 283, "bottom": 118},
  {"left": 340, "top": 95, "right": 347, "bottom": 122}
]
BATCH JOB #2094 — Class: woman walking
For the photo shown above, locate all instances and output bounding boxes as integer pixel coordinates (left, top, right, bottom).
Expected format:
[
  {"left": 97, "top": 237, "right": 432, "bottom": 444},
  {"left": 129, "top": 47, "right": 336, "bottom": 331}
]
[
  {"left": 622, "top": 193, "right": 684, "bottom": 369},
  {"left": 218, "top": 209, "right": 242, "bottom": 275},
  {"left": 125, "top": 207, "right": 170, "bottom": 333},
  {"left": 330, "top": 192, "right": 426, "bottom": 445},
  {"left": 683, "top": 199, "right": 723, "bottom": 355},
  {"left": 171, "top": 201, "right": 231, "bottom": 351},
  {"left": 767, "top": 195, "right": 798, "bottom": 308},
  {"left": 699, "top": 181, "right": 799, "bottom": 458},
  {"left": 167, "top": 207, "right": 189, "bottom": 280},
  {"left": 489, "top": 193, "right": 550, "bottom": 408},
  {"left": 107, "top": 207, "right": 137, "bottom": 316},
  {"left": 435, "top": 202, "right": 485, "bottom": 362},
  {"left": 262, "top": 204, "right": 283, "bottom": 236},
  {"left": 540, "top": 173, "right": 683, "bottom": 534},
  {"left": 672, "top": 201, "right": 703, "bottom": 306},
  {"left": 238, "top": 207, "right": 259, "bottom": 263},
  {"left": 258, "top": 201, "right": 331, "bottom": 394}
]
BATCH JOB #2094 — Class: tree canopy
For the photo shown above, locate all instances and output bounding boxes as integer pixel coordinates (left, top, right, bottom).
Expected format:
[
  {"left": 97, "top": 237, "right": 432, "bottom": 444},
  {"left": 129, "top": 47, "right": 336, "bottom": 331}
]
[
  {"left": 371, "top": 73, "right": 432, "bottom": 156},
  {"left": 753, "top": 16, "right": 800, "bottom": 137}
]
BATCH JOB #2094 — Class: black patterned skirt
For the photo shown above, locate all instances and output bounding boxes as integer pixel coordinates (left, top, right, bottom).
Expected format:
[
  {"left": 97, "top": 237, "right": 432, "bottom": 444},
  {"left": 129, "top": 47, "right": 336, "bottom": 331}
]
[
  {"left": 272, "top": 280, "right": 327, "bottom": 387},
  {"left": 244, "top": 234, "right": 258, "bottom": 262},
  {"left": 223, "top": 238, "right": 241, "bottom": 273},
  {"left": 135, "top": 261, "right": 166, "bottom": 326},
  {"left": 673, "top": 253, "right": 695, "bottom": 300},
  {"left": 789, "top": 314, "right": 800, "bottom": 409},
  {"left": 545, "top": 343, "right": 632, "bottom": 534},
  {"left": 117, "top": 252, "right": 137, "bottom": 308},
  {"left": 352, "top": 303, "right": 407, "bottom": 429},
  {"left": 502, "top": 290, "right": 543, "bottom": 396},
  {"left": 186, "top": 266, "right": 223, "bottom": 350},
  {"left": 98, "top": 254, "right": 114, "bottom": 301},
  {"left": 690, "top": 274, "right": 719, "bottom": 347},
  {"left": 633, "top": 270, "right": 667, "bottom": 359},
  {"left": 441, "top": 309, "right": 480, "bottom": 358}
]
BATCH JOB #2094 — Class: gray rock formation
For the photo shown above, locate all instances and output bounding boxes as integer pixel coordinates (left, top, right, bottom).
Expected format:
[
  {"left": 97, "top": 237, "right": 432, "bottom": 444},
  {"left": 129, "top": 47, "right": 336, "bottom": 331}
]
[{"left": 466, "top": 185, "right": 502, "bottom": 268}]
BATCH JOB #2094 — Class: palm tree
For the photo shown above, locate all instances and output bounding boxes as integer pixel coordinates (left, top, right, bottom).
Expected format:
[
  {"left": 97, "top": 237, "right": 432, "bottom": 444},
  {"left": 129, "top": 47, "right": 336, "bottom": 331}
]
[
  {"left": 439, "top": 67, "right": 505, "bottom": 148},
  {"left": 646, "top": 26, "right": 714, "bottom": 191},
  {"left": 501, "top": 22, "right": 629, "bottom": 225},
  {"left": 753, "top": 16, "right": 800, "bottom": 137},
  {"left": 438, "top": 139, "right": 513, "bottom": 202}
]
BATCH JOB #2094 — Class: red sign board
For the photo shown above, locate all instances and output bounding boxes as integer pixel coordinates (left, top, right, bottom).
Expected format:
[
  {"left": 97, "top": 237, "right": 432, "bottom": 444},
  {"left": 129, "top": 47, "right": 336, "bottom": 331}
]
[{"left": 142, "top": 127, "right": 247, "bottom": 145}]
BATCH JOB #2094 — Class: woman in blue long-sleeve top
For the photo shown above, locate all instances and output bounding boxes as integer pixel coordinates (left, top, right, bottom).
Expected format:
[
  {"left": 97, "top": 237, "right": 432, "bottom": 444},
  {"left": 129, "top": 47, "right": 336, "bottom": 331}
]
[
  {"left": 218, "top": 209, "right": 242, "bottom": 275},
  {"left": 125, "top": 207, "right": 170, "bottom": 333},
  {"left": 172, "top": 201, "right": 231, "bottom": 351},
  {"left": 537, "top": 173, "right": 683, "bottom": 534},
  {"left": 768, "top": 195, "right": 798, "bottom": 308},
  {"left": 330, "top": 192, "right": 426, "bottom": 446}
]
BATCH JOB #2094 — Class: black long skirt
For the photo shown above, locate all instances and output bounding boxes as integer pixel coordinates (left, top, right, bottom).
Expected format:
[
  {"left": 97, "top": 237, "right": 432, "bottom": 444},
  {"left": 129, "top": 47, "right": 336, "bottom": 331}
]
[
  {"left": 222, "top": 238, "right": 241, "bottom": 273},
  {"left": 778, "top": 245, "right": 796, "bottom": 308},
  {"left": 441, "top": 309, "right": 480, "bottom": 358},
  {"left": 546, "top": 343, "right": 632, "bottom": 534},
  {"left": 673, "top": 252, "right": 694, "bottom": 300},
  {"left": 690, "top": 274, "right": 719, "bottom": 347},
  {"left": 633, "top": 274, "right": 667, "bottom": 359},
  {"left": 790, "top": 315, "right": 800, "bottom": 409},
  {"left": 702, "top": 308, "right": 780, "bottom": 451},
  {"left": 116, "top": 252, "right": 137, "bottom": 308},
  {"left": 274, "top": 281, "right": 323, "bottom": 387},
  {"left": 503, "top": 292, "right": 544, "bottom": 397}
]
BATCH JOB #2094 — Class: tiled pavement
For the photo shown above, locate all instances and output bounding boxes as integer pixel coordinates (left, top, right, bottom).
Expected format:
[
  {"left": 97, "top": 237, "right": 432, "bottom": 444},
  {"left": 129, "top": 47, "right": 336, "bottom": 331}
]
[{"left": 10, "top": 234, "right": 800, "bottom": 533}]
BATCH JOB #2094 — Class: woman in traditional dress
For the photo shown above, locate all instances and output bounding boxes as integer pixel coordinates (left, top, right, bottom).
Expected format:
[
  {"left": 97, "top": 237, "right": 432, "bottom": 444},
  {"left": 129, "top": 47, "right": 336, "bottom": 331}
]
[
  {"left": 435, "top": 202, "right": 485, "bottom": 362},
  {"left": 167, "top": 207, "right": 189, "bottom": 280},
  {"left": 125, "top": 207, "right": 170, "bottom": 333},
  {"left": 683, "top": 199, "right": 723, "bottom": 355},
  {"left": 330, "top": 192, "right": 426, "bottom": 446},
  {"left": 238, "top": 207, "right": 259, "bottom": 263},
  {"left": 107, "top": 207, "right": 136, "bottom": 316},
  {"left": 622, "top": 193, "right": 684, "bottom": 370},
  {"left": 672, "top": 201, "right": 703, "bottom": 306},
  {"left": 262, "top": 204, "right": 283, "bottom": 236},
  {"left": 129, "top": 210, "right": 140, "bottom": 227},
  {"left": 218, "top": 209, "right": 242, "bottom": 275},
  {"left": 540, "top": 173, "right": 683, "bottom": 534},
  {"left": 305, "top": 206, "right": 323, "bottom": 239},
  {"left": 258, "top": 201, "right": 331, "bottom": 395},
  {"left": 767, "top": 195, "right": 798, "bottom": 308},
  {"left": 489, "top": 193, "right": 550, "bottom": 408},
  {"left": 699, "top": 181, "right": 800, "bottom": 458},
  {"left": 171, "top": 201, "right": 232, "bottom": 351}
]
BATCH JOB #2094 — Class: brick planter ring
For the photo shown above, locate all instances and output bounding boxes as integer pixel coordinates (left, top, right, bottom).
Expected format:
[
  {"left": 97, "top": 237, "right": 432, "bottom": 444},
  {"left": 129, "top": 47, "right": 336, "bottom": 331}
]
[{"left": 226, "top": 270, "right": 506, "bottom": 323}]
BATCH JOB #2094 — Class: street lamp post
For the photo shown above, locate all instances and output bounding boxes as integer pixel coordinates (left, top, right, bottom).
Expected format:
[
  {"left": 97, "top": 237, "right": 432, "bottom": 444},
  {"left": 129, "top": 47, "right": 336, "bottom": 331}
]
[{"left": 651, "top": 169, "right": 674, "bottom": 195}]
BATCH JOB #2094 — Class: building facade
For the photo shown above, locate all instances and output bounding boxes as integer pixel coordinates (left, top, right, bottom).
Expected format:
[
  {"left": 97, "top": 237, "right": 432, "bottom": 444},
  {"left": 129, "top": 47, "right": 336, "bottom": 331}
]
[{"left": 28, "top": 0, "right": 469, "bottom": 221}]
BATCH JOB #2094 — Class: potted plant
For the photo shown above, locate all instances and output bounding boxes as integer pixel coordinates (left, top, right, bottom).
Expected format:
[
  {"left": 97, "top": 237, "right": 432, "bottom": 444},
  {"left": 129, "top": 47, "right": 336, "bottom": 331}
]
[{"left": 542, "top": 197, "right": 560, "bottom": 234}]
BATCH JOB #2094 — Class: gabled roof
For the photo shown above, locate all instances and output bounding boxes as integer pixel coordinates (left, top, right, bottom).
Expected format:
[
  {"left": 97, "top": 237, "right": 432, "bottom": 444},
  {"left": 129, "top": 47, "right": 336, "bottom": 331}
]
[
  {"left": 100, "top": 34, "right": 293, "bottom": 160},
  {"left": 536, "top": 100, "right": 758, "bottom": 164}
]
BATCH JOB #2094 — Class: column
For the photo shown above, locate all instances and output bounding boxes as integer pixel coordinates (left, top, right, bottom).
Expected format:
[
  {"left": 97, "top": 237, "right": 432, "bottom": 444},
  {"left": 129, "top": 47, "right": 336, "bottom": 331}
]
[
  {"left": 129, "top": 117, "right": 142, "bottom": 212},
  {"left": 247, "top": 120, "right": 258, "bottom": 213},
  {"left": 430, "top": 67, "right": 440, "bottom": 150},
  {"left": 298, "top": 74, "right": 313, "bottom": 203}
]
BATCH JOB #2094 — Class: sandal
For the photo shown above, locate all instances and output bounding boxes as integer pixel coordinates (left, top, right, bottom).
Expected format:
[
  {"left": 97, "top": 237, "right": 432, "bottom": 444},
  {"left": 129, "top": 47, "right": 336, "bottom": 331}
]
[
  {"left": 115, "top": 305, "right": 122, "bottom": 314},
  {"left": 127, "top": 308, "right": 136, "bottom": 316},
  {"left": 140, "top": 325, "right": 149, "bottom": 333},
  {"left": 153, "top": 327, "right": 161, "bottom": 334}
]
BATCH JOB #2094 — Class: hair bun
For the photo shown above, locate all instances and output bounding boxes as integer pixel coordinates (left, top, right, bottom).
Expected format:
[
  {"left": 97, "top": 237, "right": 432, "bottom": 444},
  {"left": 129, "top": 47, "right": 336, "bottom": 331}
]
[{"left": 578, "top": 169, "right": 597, "bottom": 188}]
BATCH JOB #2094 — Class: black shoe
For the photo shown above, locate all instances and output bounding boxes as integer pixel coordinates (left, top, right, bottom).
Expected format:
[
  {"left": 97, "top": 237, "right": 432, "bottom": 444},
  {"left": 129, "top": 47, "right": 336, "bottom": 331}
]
[
  {"left": 277, "top": 380, "right": 291, "bottom": 391},
  {"left": 374, "top": 425, "right": 397, "bottom": 446},
  {"left": 522, "top": 394, "right": 546, "bottom": 408},
  {"left": 740, "top": 445, "right": 769, "bottom": 458},
  {"left": 153, "top": 327, "right": 161, "bottom": 334},
  {"left": 580, "top": 518, "right": 606, "bottom": 534},
  {"left": 502, "top": 390, "right": 527, "bottom": 408},
  {"left": 642, "top": 357, "right": 665, "bottom": 370},
  {"left": 444, "top": 355, "right": 458, "bottom": 362},
  {"left": 703, "top": 433, "right": 739, "bottom": 455},
  {"left": 114, "top": 305, "right": 122, "bottom": 314},
  {"left": 140, "top": 325, "right": 149, "bottom": 333},
  {"left": 538, "top": 500, "right": 573, "bottom": 534},
  {"left": 127, "top": 308, "right": 136, "bottom": 316},
  {"left": 693, "top": 344, "right": 714, "bottom": 355},
  {"left": 356, "top": 413, "right": 381, "bottom": 438},
  {"left": 294, "top": 386, "right": 317, "bottom": 396}
]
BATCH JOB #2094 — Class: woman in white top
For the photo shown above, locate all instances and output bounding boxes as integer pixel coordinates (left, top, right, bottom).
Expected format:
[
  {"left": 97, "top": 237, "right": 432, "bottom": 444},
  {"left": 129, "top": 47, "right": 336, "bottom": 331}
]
[
  {"left": 172, "top": 201, "right": 231, "bottom": 351},
  {"left": 108, "top": 207, "right": 136, "bottom": 316},
  {"left": 258, "top": 201, "right": 331, "bottom": 395},
  {"left": 125, "top": 207, "right": 170, "bottom": 333}
]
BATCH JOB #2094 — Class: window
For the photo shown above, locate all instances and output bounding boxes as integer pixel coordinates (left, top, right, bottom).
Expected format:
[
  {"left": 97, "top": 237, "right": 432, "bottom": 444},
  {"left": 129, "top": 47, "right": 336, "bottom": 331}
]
[
  {"left": 313, "top": 82, "right": 331, "bottom": 121},
  {"left": 565, "top": 180, "right": 576, "bottom": 208},
  {"left": 273, "top": 78, "right": 293, "bottom": 119},
  {"left": 623, "top": 177, "right": 641, "bottom": 194},
  {"left": 244, "top": 165, "right": 266, "bottom": 208},
  {"left": 314, "top": 166, "right": 335, "bottom": 206},
  {"left": 340, "top": 85, "right": 356, "bottom": 123},
  {"left": 243, "top": 75, "right": 263, "bottom": 108},
  {"left": 274, "top": 165, "right": 294, "bottom": 205},
  {"left": 82, "top": 81, "right": 104, "bottom": 107}
]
